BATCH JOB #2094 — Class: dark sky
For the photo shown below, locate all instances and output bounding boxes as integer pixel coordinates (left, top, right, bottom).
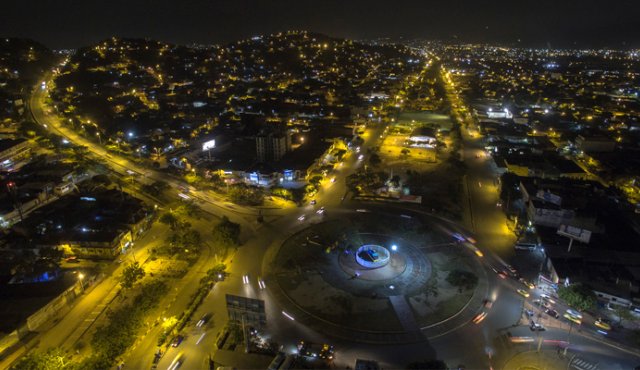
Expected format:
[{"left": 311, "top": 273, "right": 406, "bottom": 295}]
[{"left": 1, "top": 0, "right": 638, "bottom": 49}]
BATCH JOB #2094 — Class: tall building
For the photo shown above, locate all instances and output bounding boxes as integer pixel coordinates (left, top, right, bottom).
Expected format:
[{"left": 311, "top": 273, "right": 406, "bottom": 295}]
[{"left": 256, "top": 130, "right": 291, "bottom": 163}]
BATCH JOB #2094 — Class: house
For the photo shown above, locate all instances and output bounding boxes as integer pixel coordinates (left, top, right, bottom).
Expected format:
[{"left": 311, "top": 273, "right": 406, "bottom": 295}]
[{"left": 0, "top": 138, "right": 30, "bottom": 170}]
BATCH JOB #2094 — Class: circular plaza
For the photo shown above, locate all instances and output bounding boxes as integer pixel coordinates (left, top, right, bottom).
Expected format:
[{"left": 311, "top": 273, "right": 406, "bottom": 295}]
[{"left": 264, "top": 208, "right": 489, "bottom": 343}]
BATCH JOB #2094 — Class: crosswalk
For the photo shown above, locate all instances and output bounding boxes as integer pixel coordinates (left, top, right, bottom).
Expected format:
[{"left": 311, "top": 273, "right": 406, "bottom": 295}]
[{"left": 571, "top": 356, "right": 598, "bottom": 370}]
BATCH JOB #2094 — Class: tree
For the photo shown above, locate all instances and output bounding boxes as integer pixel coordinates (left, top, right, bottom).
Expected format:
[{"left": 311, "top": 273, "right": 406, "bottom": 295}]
[
  {"left": 212, "top": 216, "right": 241, "bottom": 250},
  {"left": 13, "top": 348, "right": 68, "bottom": 370},
  {"left": 614, "top": 306, "right": 635, "bottom": 327},
  {"left": 228, "top": 184, "right": 263, "bottom": 206},
  {"left": 369, "top": 152, "right": 381, "bottom": 166},
  {"left": 557, "top": 284, "right": 597, "bottom": 312},
  {"left": 119, "top": 261, "right": 145, "bottom": 289},
  {"left": 91, "top": 174, "right": 112, "bottom": 187},
  {"left": 180, "top": 229, "right": 202, "bottom": 249},
  {"left": 446, "top": 269, "right": 478, "bottom": 291},
  {"left": 499, "top": 172, "right": 522, "bottom": 206},
  {"left": 309, "top": 175, "right": 323, "bottom": 187},
  {"left": 159, "top": 212, "right": 181, "bottom": 230}
]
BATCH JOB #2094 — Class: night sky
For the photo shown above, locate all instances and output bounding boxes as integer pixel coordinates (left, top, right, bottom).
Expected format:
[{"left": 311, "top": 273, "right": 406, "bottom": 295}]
[{"left": 1, "top": 0, "right": 638, "bottom": 49}]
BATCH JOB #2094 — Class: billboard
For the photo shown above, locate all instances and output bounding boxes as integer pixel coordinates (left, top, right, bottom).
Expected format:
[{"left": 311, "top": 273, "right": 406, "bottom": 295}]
[
  {"left": 202, "top": 139, "right": 216, "bottom": 151},
  {"left": 557, "top": 224, "right": 591, "bottom": 244},
  {"left": 225, "top": 294, "right": 266, "bottom": 327}
]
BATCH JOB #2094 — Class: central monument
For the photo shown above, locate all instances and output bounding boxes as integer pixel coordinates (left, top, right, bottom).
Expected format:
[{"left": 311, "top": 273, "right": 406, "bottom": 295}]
[{"left": 355, "top": 244, "right": 391, "bottom": 269}]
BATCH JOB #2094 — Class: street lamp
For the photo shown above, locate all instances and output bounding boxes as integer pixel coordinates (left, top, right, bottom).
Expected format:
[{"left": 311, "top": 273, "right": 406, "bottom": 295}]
[
  {"left": 391, "top": 244, "right": 398, "bottom": 252},
  {"left": 96, "top": 132, "right": 102, "bottom": 145},
  {"left": 78, "top": 272, "right": 85, "bottom": 292}
]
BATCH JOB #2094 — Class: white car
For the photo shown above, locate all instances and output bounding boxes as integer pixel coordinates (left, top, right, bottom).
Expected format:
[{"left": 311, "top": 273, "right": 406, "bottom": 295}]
[{"left": 298, "top": 215, "right": 306, "bottom": 221}]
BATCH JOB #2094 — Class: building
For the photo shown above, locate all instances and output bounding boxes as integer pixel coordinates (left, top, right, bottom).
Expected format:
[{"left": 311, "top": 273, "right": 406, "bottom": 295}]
[
  {"left": 7, "top": 189, "right": 150, "bottom": 259},
  {"left": 256, "top": 130, "right": 292, "bottom": 163},
  {"left": 520, "top": 178, "right": 599, "bottom": 230},
  {"left": 0, "top": 138, "right": 30, "bottom": 170},
  {"left": 407, "top": 127, "right": 437, "bottom": 148},
  {"left": 575, "top": 135, "right": 616, "bottom": 153}
]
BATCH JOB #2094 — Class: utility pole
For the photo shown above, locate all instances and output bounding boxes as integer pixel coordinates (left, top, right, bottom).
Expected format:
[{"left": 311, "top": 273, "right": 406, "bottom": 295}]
[
  {"left": 563, "top": 321, "right": 574, "bottom": 356},
  {"left": 6, "top": 182, "right": 24, "bottom": 223}
]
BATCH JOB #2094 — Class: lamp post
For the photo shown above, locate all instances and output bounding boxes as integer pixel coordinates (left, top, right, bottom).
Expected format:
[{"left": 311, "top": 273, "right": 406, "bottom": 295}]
[
  {"left": 78, "top": 272, "right": 85, "bottom": 292},
  {"left": 96, "top": 132, "right": 102, "bottom": 145}
]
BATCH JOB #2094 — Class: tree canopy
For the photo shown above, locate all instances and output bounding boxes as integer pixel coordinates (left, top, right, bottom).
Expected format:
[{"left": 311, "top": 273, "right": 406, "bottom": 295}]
[
  {"left": 119, "top": 261, "right": 145, "bottom": 289},
  {"left": 446, "top": 269, "right": 478, "bottom": 291},
  {"left": 557, "top": 283, "right": 597, "bottom": 312},
  {"left": 212, "top": 216, "right": 241, "bottom": 250}
]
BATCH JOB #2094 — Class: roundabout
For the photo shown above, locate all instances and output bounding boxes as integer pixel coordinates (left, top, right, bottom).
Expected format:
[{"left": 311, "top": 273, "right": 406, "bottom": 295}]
[{"left": 264, "top": 207, "right": 489, "bottom": 343}]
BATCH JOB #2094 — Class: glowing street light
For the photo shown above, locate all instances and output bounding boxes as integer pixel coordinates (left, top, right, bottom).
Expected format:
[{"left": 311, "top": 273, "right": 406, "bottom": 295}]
[
  {"left": 391, "top": 244, "right": 398, "bottom": 252},
  {"left": 78, "top": 272, "right": 85, "bottom": 291}
]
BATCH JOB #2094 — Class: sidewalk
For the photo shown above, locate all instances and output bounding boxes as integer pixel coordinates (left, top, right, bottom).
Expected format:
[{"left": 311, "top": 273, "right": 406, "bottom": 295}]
[{"left": 502, "top": 350, "right": 568, "bottom": 370}]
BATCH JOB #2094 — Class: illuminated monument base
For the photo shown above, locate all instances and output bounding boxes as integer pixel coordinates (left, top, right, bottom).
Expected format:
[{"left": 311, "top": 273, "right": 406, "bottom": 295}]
[
  {"left": 339, "top": 242, "right": 408, "bottom": 282},
  {"left": 355, "top": 244, "right": 390, "bottom": 269}
]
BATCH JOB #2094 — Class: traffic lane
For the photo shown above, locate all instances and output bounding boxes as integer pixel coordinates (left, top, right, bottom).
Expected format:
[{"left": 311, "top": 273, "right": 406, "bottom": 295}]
[
  {"left": 506, "top": 326, "right": 639, "bottom": 369},
  {"left": 429, "top": 323, "right": 492, "bottom": 369}
]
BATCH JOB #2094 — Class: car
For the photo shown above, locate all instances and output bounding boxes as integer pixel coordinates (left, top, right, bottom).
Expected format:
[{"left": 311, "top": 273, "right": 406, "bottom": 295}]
[
  {"left": 506, "top": 265, "right": 518, "bottom": 275},
  {"left": 497, "top": 271, "right": 508, "bottom": 279},
  {"left": 298, "top": 215, "right": 306, "bottom": 221},
  {"left": 171, "top": 335, "right": 184, "bottom": 347},
  {"left": 196, "top": 313, "right": 211, "bottom": 328},
  {"left": 519, "top": 279, "right": 535, "bottom": 289},
  {"left": 566, "top": 308, "right": 582, "bottom": 319},
  {"left": 529, "top": 322, "right": 546, "bottom": 331},
  {"left": 564, "top": 313, "right": 582, "bottom": 325},
  {"left": 533, "top": 299, "right": 550, "bottom": 309},
  {"left": 545, "top": 308, "right": 560, "bottom": 319},
  {"left": 330, "top": 177, "right": 336, "bottom": 183},
  {"left": 517, "top": 289, "right": 530, "bottom": 298},
  {"left": 452, "top": 233, "right": 466, "bottom": 242},
  {"left": 167, "top": 353, "right": 184, "bottom": 370},
  {"left": 310, "top": 199, "right": 317, "bottom": 205},
  {"left": 483, "top": 299, "right": 493, "bottom": 309},
  {"left": 524, "top": 309, "right": 535, "bottom": 318},
  {"left": 316, "top": 207, "right": 325, "bottom": 215},
  {"left": 472, "top": 311, "right": 488, "bottom": 324},
  {"left": 564, "top": 309, "right": 583, "bottom": 325},
  {"left": 595, "top": 319, "right": 611, "bottom": 331},
  {"left": 540, "top": 293, "right": 556, "bottom": 304}
]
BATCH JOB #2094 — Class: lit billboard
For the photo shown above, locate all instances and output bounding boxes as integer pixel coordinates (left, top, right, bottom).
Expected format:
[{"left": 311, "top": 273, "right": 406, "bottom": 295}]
[{"left": 202, "top": 139, "right": 216, "bottom": 151}]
